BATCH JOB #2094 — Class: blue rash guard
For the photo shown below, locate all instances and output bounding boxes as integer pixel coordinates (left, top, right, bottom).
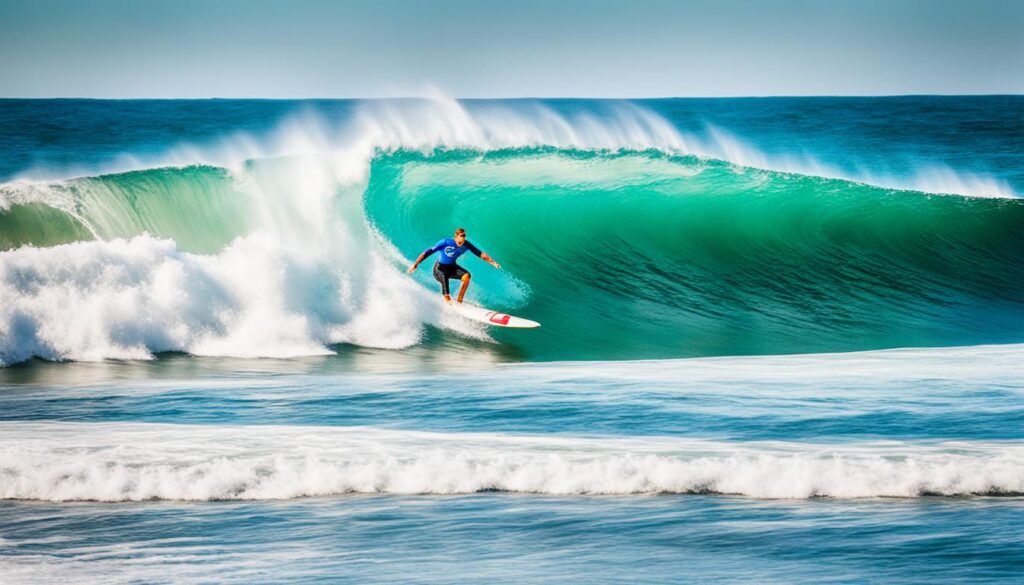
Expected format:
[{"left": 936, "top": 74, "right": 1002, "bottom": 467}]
[{"left": 423, "top": 238, "right": 482, "bottom": 265}]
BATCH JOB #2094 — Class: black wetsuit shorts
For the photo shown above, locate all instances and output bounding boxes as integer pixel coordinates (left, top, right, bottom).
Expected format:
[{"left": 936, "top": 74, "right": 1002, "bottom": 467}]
[{"left": 433, "top": 262, "right": 470, "bottom": 296}]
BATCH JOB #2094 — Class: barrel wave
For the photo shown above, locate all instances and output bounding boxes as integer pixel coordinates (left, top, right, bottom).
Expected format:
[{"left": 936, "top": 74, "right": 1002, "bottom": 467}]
[
  {"left": 2, "top": 101, "right": 1023, "bottom": 365},
  {"left": 369, "top": 149, "right": 1024, "bottom": 359}
]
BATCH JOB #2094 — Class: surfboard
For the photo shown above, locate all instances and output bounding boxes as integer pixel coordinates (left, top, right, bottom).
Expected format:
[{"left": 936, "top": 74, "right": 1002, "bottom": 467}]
[{"left": 447, "top": 302, "right": 540, "bottom": 328}]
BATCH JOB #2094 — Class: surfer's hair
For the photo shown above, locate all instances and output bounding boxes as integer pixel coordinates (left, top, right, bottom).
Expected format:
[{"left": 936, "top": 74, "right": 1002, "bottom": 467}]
[{"left": 455, "top": 227, "right": 466, "bottom": 236}]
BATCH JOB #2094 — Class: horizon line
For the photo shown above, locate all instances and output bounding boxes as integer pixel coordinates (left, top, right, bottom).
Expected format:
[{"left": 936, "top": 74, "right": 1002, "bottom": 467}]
[{"left": 1, "top": 93, "right": 1022, "bottom": 101}]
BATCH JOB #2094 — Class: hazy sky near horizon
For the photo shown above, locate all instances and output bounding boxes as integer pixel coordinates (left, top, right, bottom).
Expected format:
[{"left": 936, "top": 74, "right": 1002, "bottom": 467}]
[{"left": 1, "top": 0, "right": 1022, "bottom": 98}]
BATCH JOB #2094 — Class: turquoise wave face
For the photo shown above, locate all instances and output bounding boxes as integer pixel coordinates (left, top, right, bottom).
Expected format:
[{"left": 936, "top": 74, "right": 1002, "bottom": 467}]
[
  {"left": 3, "top": 148, "right": 1024, "bottom": 361},
  {"left": 366, "top": 149, "right": 1024, "bottom": 359},
  {"left": 0, "top": 165, "right": 249, "bottom": 254}
]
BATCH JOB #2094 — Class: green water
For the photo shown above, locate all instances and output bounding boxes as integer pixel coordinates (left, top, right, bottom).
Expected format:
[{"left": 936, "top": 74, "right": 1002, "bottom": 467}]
[{"left": 367, "top": 149, "right": 1024, "bottom": 358}]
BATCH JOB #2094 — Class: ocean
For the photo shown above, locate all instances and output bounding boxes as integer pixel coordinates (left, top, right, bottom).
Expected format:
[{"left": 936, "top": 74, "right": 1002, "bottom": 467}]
[{"left": 1, "top": 96, "right": 1022, "bottom": 583}]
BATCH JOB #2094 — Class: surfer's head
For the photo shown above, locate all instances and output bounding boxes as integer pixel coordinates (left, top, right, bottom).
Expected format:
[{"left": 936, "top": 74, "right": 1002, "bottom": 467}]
[{"left": 454, "top": 227, "right": 466, "bottom": 245}]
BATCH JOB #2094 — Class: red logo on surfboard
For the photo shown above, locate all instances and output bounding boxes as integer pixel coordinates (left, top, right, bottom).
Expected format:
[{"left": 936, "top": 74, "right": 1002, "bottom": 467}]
[{"left": 486, "top": 312, "right": 511, "bottom": 325}]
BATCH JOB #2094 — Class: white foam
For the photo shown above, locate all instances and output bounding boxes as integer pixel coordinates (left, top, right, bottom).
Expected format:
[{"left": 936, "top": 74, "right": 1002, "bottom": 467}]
[
  {"left": 1, "top": 422, "right": 1020, "bottom": 501},
  {"left": 0, "top": 234, "right": 460, "bottom": 365}
]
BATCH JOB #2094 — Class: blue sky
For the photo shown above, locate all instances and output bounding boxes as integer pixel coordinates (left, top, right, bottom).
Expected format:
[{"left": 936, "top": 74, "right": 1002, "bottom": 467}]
[{"left": 1, "top": 0, "right": 1021, "bottom": 98}]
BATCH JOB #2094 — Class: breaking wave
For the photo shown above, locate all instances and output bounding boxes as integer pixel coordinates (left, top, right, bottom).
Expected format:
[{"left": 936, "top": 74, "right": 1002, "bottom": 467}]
[{"left": 2, "top": 98, "right": 1023, "bottom": 364}]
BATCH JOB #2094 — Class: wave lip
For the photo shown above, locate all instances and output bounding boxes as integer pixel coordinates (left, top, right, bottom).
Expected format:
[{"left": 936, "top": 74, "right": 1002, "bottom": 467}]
[
  {"left": 7, "top": 96, "right": 1018, "bottom": 200},
  {"left": 2, "top": 423, "right": 1021, "bottom": 502}
]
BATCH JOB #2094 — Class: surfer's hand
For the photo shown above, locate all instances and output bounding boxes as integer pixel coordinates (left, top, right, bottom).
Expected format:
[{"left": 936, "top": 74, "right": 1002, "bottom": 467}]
[
  {"left": 491, "top": 261, "right": 501, "bottom": 269},
  {"left": 407, "top": 264, "right": 417, "bottom": 273}
]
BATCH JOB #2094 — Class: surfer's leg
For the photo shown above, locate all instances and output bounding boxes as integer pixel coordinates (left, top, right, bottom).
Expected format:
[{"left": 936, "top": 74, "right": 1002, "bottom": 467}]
[
  {"left": 456, "top": 271, "right": 471, "bottom": 303},
  {"left": 432, "top": 262, "right": 452, "bottom": 301}
]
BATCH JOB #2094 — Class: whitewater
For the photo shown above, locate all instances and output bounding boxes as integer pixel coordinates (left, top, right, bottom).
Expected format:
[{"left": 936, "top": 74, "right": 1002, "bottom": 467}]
[
  {"left": 1, "top": 96, "right": 1023, "bottom": 584},
  {"left": 4, "top": 417, "right": 1024, "bottom": 501}
]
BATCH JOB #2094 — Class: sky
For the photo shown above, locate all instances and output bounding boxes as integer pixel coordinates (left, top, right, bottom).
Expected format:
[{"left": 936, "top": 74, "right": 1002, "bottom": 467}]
[{"left": 1, "top": 0, "right": 1022, "bottom": 98}]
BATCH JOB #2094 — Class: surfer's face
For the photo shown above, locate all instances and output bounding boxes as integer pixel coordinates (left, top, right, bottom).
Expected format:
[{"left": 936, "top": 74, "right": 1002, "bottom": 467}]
[{"left": 454, "top": 234, "right": 466, "bottom": 246}]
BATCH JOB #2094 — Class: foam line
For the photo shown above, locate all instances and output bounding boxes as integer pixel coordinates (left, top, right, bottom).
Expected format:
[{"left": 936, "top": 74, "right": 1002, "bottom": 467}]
[{"left": 2, "top": 423, "right": 1021, "bottom": 501}]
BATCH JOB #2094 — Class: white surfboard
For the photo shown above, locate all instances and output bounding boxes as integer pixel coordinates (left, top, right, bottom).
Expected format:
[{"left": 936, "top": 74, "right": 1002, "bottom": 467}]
[{"left": 447, "top": 302, "right": 540, "bottom": 328}]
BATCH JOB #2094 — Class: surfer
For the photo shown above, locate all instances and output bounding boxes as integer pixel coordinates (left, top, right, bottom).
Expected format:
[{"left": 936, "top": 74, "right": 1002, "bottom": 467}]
[{"left": 407, "top": 227, "right": 501, "bottom": 303}]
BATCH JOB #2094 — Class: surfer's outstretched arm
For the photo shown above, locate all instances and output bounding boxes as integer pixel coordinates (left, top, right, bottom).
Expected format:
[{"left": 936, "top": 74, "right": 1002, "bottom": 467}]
[
  {"left": 408, "top": 240, "right": 446, "bottom": 273},
  {"left": 407, "top": 251, "right": 429, "bottom": 273},
  {"left": 480, "top": 252, "right": 501, "bottom": 269},
  {"left": 466, "top": 241, "right": 501, "bottom": 269}
]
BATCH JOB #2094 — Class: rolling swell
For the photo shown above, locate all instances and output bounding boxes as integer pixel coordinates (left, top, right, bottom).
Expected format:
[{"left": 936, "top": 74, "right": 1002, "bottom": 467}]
[{"left": 2, "top": 146, "right": 1024, "bottom": 364}]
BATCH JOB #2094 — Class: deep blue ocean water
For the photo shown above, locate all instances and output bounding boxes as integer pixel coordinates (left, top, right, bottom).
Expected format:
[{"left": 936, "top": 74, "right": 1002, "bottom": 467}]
[{"left": 1, "top": 97, "right": 1023, "bottom": 583}]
